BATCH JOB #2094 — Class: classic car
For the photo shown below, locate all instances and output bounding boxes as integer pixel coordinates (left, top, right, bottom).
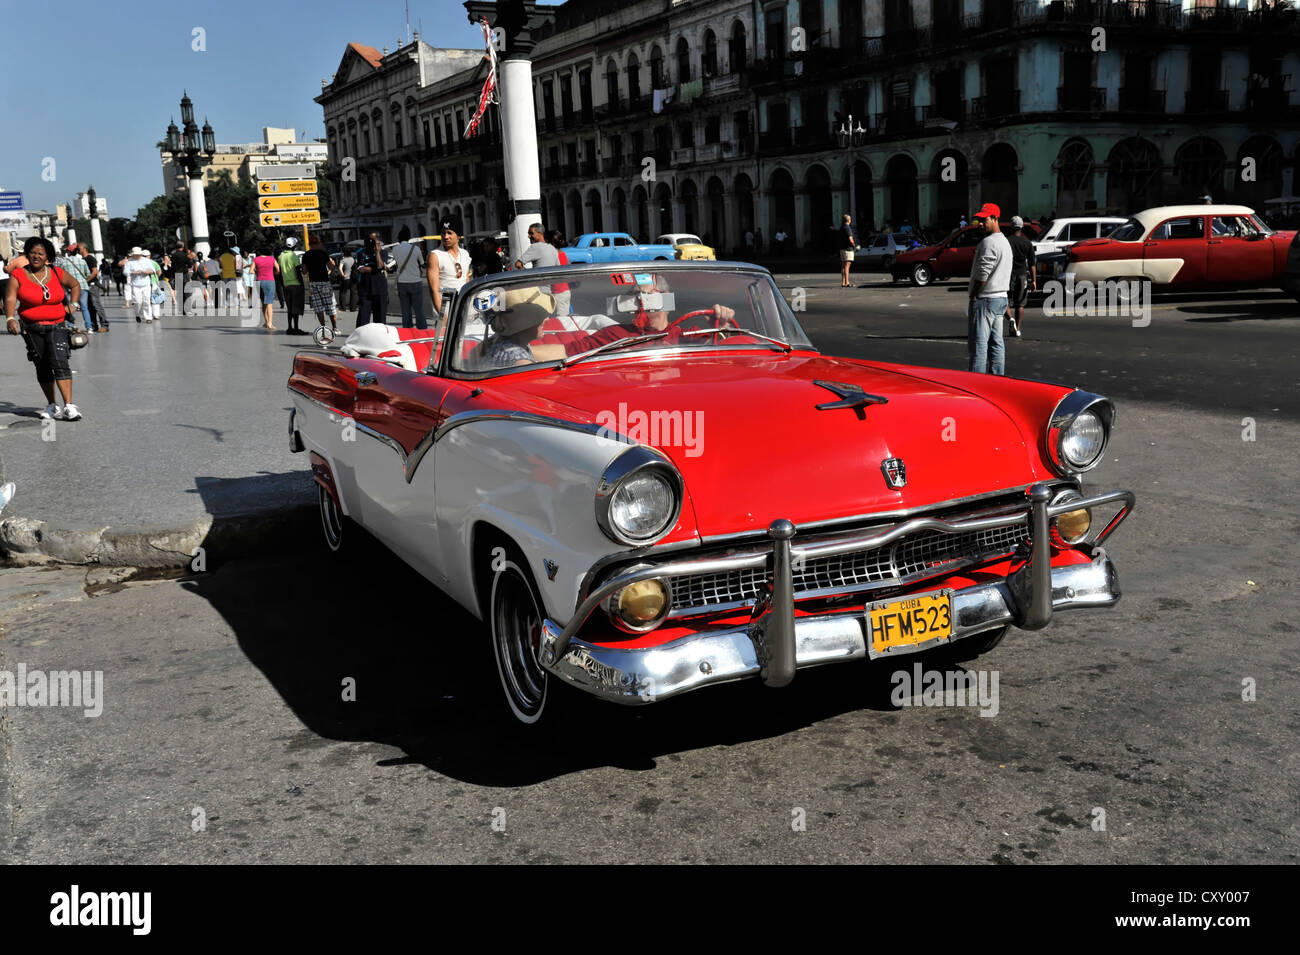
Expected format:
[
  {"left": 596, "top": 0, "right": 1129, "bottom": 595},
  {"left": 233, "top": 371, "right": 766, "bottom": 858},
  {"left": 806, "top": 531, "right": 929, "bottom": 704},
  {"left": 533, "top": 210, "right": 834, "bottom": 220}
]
[
  {"left": 890, "top": 222, "right": 1042, "bottom": 286},
  {"left": 655, "top": 233, "right": 717, "bottom": 260},
  {"left": 859, "top": 232, "right": 923, "bottom": 270},
  {"left": 560, "top": 232, "right": 677, "bottom": 264},
  {"left": 287, "top": 262, "right": 1134, "bottom": 724},
  {"left": 1063, "top": 204, "right": 1297, "bottom": 291},
  {"left": 1032, "top": 217, "right": 1128, "bottom": 256}
]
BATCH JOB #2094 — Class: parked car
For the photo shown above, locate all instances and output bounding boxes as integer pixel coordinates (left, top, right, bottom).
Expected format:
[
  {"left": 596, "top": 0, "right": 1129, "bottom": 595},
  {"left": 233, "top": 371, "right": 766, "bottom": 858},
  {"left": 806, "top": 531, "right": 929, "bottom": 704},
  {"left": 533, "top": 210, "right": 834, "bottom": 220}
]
[
  {"left": 1033, "top": 217, "right": 1128, "bottom": 256},
  {"left": 890, "top": 222, "right": 1043, "bottom": 286},
  {"left": 560, "top": 232, "right": 677, "bottom": 264},
  {"left": 1064, "top": 204, "right": 1297, "bottom": 291},
  {"left": 859, "top": 232, "right": 921, "bottom": 269},
  {"left": 287, "top": 261, "right": 1134, "bottom": 724},
  {"left": 655, "top": 233, "right": 717, "bottom": 260}
]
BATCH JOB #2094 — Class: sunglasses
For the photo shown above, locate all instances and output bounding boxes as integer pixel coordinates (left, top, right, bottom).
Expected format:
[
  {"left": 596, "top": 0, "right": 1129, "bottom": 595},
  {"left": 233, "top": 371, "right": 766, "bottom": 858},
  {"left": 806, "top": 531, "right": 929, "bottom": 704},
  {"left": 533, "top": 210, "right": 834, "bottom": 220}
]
[{"left": 454, "top": 262, "right": 463, "bottom": 277}]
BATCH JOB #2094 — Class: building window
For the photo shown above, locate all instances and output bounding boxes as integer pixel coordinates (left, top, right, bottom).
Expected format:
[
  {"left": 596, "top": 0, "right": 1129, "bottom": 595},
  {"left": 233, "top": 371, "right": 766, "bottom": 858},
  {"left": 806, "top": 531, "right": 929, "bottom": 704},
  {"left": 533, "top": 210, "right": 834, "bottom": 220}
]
[
  {"left": 730, "top": 22, "right": 747, "bottom": 72},
  {"left": 703, "top": 31, "right": 717, "bottom": 77},
  {"left": 422, "top": 119, "right": 431, "bottom": 148},
  {"left": 627, "top": 55, "right": 642, "bottom": 103},
  {"left": 605, "top": 59, "right": 619, "bottom": 107},
  {"left": 705, "top": 116, "right": 721, "bottom": 143},
  {"left": 579, "top": 68, "right": 593, "bottom": 120},
  {"left": 765, "top": 6, "right": 786, "bottom": 61},
  {"left": 560, "top": 74, "right": 574, "bottom": 119},
  {"left": 679, "top": 121, "right": 695, "bottom": 147},
  {"left": 676, "top": 38, "right": 691, "bottom": 83},
  {"left": 650, "top": 45, "right": 665, "bottom": 88}
]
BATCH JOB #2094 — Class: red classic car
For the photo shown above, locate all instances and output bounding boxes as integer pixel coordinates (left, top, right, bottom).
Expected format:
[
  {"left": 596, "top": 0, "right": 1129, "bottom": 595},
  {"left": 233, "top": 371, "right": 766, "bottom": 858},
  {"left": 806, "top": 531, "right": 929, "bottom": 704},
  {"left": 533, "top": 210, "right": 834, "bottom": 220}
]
[
  {"left": 890, "top": 222, "right": 1042, "bottom": 286},
  {"left": 1063, "top": 204, "right": 1297, "bottom": 291},
  {"left": 287, "top": 262, "right": 1133, "bottom": 724}
]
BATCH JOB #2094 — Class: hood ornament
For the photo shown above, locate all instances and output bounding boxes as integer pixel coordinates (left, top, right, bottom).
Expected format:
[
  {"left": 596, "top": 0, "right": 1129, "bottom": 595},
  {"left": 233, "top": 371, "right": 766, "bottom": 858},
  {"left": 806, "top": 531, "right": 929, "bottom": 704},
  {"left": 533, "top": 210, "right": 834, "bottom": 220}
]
[
  {"left": 880, "top": 457, "right": 907, "bottom": 489},
  {"left": 812, "top": 380, "right": 889, "bottom": 419}
]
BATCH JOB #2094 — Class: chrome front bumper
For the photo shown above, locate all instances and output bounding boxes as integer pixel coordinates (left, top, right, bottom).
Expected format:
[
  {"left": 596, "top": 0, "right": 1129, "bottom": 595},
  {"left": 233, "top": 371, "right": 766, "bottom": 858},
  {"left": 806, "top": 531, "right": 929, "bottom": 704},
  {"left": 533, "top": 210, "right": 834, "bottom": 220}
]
[{"left": 538, "top": 484, "right": 1134, "bottom": 704}]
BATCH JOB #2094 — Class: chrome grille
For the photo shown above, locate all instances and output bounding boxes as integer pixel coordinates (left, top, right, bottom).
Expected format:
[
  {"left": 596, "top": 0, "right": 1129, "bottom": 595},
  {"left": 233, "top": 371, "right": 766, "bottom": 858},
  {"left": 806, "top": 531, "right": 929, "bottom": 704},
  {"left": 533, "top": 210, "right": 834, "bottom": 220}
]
[{"left": 668, "top": 516, "right": 1028, "bottom": 611}]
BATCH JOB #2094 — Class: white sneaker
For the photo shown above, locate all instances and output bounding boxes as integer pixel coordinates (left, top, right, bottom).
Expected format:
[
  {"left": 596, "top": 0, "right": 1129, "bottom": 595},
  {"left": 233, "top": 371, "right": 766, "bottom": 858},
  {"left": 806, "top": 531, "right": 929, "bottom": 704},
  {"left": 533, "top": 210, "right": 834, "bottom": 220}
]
[
  {"left": 40, "top": 404, "right": 58, "bottom": 419},
  {"left": 60, "top": 403, "right": 82, "bottom": 421}
]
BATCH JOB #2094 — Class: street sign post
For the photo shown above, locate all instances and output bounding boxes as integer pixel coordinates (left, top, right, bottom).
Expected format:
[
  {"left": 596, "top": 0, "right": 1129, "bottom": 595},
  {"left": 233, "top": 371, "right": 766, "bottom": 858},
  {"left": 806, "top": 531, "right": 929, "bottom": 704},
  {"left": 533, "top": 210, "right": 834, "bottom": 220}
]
[
  {"left": 253, "top": 164, "right": 319, "bottom": 247},
  {"left": 259, "top": 211, "right": 321, "bottom": 227},
  {"left": 252, "top": 163, "right": 317, "bottom": 181},
  {"left": 258, "top": 180, "right": 317, "bottom": 195},
  {"left": 259, "top": 195, "right": 319, "bottom": 212}
]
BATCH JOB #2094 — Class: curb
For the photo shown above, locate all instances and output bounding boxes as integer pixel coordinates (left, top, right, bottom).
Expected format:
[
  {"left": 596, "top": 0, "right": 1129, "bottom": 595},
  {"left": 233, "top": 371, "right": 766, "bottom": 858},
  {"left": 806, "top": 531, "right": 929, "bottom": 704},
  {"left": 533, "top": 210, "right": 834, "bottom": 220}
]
[{"left": 0, "top": 505, "right": 318, "bottom": 569}]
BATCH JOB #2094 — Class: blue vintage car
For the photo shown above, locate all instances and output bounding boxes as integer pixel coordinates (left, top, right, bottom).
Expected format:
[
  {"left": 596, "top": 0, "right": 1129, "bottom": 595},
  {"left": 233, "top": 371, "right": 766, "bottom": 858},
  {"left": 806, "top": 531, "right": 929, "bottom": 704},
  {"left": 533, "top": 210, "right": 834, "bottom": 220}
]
[{"left": 559, "top": 232, "right": 677, "bottom": 264}]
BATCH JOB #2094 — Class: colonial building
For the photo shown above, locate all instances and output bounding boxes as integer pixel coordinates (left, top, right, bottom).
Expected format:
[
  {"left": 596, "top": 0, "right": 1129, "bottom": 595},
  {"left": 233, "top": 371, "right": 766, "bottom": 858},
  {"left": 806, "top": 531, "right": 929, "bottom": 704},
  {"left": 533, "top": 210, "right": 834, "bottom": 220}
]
[{"left": 318, "top": 0, "right": 1300, "bottom": 251}]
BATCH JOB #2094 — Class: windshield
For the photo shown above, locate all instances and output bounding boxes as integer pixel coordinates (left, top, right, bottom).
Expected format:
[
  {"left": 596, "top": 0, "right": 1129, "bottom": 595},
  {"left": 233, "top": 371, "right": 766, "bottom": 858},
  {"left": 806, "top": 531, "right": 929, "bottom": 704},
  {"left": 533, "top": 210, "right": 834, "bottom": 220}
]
[
  {"left": 1107, "top": 218, "right": 1145, "bottom": 241},
  {"left": 449, "top": 268, "right": 815, "bottom": 374}
]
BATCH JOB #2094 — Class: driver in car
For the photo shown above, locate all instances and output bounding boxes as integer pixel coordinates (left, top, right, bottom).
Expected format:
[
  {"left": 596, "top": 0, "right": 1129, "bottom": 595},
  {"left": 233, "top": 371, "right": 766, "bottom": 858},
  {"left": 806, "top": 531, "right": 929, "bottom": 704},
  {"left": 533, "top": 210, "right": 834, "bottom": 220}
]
[{"left": 528, "top": 273, "right": 736, "bottom": 361}]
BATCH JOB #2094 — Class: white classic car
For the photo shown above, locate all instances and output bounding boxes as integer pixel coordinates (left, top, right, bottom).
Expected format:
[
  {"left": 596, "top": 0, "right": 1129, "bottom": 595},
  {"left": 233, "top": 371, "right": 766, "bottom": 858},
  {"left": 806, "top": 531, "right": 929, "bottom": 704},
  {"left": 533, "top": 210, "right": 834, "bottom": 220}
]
[{"left": 1032, "top": 217, "right": 1128, "bottom": 256}]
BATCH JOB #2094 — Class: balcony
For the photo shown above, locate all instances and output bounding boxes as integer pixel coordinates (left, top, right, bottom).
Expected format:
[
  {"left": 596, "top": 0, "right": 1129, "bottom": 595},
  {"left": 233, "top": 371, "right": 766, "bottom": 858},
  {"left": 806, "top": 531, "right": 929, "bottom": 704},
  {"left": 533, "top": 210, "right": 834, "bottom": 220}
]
[
  {"left": 793, "top": 123, "right": 836, "bottom": 149},
  {"left": 1116, "top": 88, "right": 1166, "bottom": 112},
  {"left": 579, "top": 158, "right": 596, "bottom": 177},
  {"left": 1057, "top": 86, "right": 1106, "bottom": 111},
  {"left": 603, "top": 157, "right": 623, "bottom": 176},
  {"left": 1246, "top": 85, "right": 1293, "bottom": 114},
  {"left": 758, "top": 128, "right": 791, "bottom": 149},
  {"left": 967, "top": 91, "right": 1021, "bottom": 120},
  {"left": 882, "top": 27, "right": 932, "bottom": 55},
  {"left": 1184, "top": 89, "right": 1228, "bottom": 114},
  {"left": 922, "top": 102, "right": 964, "bottom": 124},
  {"left": 672, "top": 146, "right": 695, "bottom": 165},
  {"left": 872, "top": 106, "right": 921, "bottom": 135}
]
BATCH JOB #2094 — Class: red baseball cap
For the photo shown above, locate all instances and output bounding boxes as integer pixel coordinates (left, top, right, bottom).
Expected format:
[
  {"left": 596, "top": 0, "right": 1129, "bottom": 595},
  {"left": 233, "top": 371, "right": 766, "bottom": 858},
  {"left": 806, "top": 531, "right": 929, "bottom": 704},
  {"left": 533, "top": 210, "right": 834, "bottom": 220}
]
[{"left": 974, "top": 203, "right": 1001, "bottom": 219}]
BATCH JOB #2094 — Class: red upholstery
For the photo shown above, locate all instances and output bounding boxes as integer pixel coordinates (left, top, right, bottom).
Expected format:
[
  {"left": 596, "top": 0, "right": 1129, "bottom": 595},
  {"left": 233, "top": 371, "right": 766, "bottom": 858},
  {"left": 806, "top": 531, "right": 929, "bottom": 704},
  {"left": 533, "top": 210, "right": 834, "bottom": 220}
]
[{"left": 393, "top": 326, "right": 437, "bottom": 371}]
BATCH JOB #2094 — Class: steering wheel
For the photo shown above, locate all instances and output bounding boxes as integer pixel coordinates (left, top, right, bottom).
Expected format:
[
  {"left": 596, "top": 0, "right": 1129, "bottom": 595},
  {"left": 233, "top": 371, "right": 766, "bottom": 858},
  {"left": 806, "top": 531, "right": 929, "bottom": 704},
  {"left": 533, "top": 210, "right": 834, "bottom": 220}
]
[{"left": 666, "top": 307, "right": 740, "bottom": 333}]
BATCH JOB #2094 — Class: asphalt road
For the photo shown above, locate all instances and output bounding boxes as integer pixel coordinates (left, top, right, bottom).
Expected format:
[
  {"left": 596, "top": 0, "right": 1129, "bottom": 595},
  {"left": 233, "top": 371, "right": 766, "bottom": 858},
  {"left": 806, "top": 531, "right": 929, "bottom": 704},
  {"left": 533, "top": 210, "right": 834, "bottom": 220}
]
[{"left": 1, "top": 279, "right": 1297, "bottom": 863}]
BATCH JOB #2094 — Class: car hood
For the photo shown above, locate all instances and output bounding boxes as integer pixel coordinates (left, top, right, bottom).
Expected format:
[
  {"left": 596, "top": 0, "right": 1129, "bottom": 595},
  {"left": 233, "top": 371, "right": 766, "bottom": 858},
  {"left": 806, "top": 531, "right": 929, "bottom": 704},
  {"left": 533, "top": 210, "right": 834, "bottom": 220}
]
[
  {"left": 489, "top": 353, "right": 1047, "bottom": 538},
  {"left": 895, "top": 242, "right": 943, "bottom": 262}
]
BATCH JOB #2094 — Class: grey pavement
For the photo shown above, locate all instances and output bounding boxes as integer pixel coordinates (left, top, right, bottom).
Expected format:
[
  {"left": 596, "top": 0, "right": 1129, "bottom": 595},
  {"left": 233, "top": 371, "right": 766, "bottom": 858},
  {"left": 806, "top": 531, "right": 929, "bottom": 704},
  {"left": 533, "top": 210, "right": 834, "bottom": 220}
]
[
  {"left": 0, "top": 402, "right": 1295, "bottom": 863},
  {"left": 0, "top": 293, "right": 316, "bottom": 566}
]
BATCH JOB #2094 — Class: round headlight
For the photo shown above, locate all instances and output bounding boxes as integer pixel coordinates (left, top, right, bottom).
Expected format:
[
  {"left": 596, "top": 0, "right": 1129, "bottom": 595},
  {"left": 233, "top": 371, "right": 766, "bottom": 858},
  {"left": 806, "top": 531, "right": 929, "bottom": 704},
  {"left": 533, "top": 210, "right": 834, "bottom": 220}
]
[
  {"left": 604, "top": 577, "right": 672, "bottom": 632},
  {"left": 1060, "top": 410, "right": 1106, "bottom": 469},
  {"left": 609, "top": 472, "right": 676, "bottom": 541}
]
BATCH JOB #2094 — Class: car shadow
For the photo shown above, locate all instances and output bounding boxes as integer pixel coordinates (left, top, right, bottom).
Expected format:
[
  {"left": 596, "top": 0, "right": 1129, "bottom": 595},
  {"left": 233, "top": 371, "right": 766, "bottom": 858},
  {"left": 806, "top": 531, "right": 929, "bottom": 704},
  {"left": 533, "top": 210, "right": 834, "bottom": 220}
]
[
  {"left": 1180, "top": 302, "right": 1299, "bottom": 322},
  {"left": 180, "top": 530, "right": 930, "bottom": 788}
]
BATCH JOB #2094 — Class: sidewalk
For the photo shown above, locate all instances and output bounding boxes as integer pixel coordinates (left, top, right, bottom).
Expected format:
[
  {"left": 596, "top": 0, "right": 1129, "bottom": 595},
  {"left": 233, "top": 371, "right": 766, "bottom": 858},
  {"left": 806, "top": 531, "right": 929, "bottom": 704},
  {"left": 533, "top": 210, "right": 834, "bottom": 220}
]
[{"left": 0, "top": 294, "right": 318, "bottom": 567}]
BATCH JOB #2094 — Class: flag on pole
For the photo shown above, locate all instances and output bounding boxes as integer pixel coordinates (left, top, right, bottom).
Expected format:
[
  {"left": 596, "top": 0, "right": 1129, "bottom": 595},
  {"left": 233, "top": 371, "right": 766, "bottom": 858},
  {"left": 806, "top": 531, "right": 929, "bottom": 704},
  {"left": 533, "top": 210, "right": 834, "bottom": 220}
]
[{"left": 464, "top": 18, "right": 498, "bottom": 139}]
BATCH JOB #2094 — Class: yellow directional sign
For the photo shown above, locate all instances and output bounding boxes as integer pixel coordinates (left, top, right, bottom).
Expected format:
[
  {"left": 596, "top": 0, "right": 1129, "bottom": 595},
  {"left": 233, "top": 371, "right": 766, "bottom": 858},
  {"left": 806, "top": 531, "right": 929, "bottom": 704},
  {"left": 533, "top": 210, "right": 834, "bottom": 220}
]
[
  {"left": 260, "top": 194, "right": 319, "bottom": 211},
  {"left": 259, "top": 180, "right": 317, "bottom": 195},
  {"left": 260, "top": 211, "right": 321, "bottom": 227}
]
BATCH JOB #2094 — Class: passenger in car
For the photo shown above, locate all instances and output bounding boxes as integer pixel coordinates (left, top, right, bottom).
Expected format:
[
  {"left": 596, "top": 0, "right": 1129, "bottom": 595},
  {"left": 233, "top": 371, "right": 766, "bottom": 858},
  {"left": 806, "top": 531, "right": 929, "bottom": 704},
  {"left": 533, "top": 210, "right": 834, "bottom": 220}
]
[
  {"left": 475, "top": 302, "right": 550, "bottom": 369},
  {"left": 529, "top": 274, "right": 735, "bottom": 361}
]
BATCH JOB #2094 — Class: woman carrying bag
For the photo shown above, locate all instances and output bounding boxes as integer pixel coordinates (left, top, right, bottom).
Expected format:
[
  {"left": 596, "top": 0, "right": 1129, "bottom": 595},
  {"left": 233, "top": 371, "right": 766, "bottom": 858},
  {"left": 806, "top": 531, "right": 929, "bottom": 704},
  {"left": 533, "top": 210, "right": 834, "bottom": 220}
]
[{"left": 4, "top": 237, "right": 85, "bottom": 420}]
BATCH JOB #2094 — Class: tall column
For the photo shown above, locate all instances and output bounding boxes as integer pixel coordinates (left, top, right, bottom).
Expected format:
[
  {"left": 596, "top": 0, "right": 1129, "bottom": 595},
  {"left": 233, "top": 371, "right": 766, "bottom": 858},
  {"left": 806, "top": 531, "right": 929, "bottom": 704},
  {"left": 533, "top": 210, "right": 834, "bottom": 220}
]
[
  {"left": 917, "top": 175, "right": 935, "bottom": 229},
  {"left": 90, "top": 219, "right": 103, "bottom": 256},
  {"left": 499, "top": 57, "right": 542, "bottom": 263},
  {"left": 188, "top": 174, "right": 211, "bottom": 257},
  {"left": 793, "top": 188, "right": 809, "bottom": 249}
]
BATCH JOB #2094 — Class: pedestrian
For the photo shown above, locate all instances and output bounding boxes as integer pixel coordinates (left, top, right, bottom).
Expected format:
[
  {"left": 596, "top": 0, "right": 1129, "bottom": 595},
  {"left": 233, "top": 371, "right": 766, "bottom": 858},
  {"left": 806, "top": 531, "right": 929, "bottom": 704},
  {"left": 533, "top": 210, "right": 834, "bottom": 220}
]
[
  {"left": 394, "top": 235, "right": 428, "bottom": 329},
  {"left": 277, "top": 241, "right": 306, "bottom": 334},
  {"left": 159, "top": 252, "right": 177, "bottom": 310},
  {"left": 218, "top": 245, "right": 240, "bottom": 311},
  {"left": 744, "top": 229, "right": 754, "bottom": 256},
  {"left": 546, "top": 228, "right": 571, "bottom": 315},
  {"left": 241, "top": 247, "right": 256, "bottom": 311},
  {"left": 79, "top": 244, "right": 109, "bottom": 332},
  {"left": 775, "top": 229, "right": 788, "bottom": 253},
  {"left": 230, "top": 246, "right": 248, "bottom": 307},
  {"left": 252, "top": 247, "right": 279, "bottom": 330},
  {"left": 125, "top": 248, "right": 156, "bottom": 323},
  {"left": 1004, "top": 215, "right": 1036, "bottom": 337},
  {"left": 5, "top": 237, "right": 85, "bottom": 420},
  {"left": 513, "top": 222, "right": 559, "bottom": 270},
  {"left": 55, "top": 243, "right": 95, "bottom": 334},
  {"left": 838, "top": 214, "right": 859, "bottom": 287},
  {"left": 473, "top": 237, "right": 503, "bottom": 277},
  {"left": 113, "top": 255, "right": 126, "bottom": 297},
  {"left": 754, "top": 227, "right": 764, "bottom": 253},
  {"left": 429, "top": 217, "right": 472, "bottom": 325},
  {"left": 301, "top": 234, "right": 339, "bottom": 337},
  {"left": 959, "top": 215, "right": 968, "bottom": 228},
  {"left": 967, "top": 202, "right": 1011, "bottom": 375},
  {"left": 354, "top": 232, "right": 392, "bottom": 327},
  {"left": 338, "top": 248, "right": 356, "bottom": 309}
]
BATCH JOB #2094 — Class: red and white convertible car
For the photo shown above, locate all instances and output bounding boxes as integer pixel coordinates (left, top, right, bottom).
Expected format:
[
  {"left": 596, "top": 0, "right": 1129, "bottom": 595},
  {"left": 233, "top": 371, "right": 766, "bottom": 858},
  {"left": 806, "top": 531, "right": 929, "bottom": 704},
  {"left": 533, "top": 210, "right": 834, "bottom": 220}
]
[
  {"left": 287, "top": 263, "right": 1134, "bottom": 724},
  {"left": 1063, "top": 204, "right": 1296, "bottom": 290}
]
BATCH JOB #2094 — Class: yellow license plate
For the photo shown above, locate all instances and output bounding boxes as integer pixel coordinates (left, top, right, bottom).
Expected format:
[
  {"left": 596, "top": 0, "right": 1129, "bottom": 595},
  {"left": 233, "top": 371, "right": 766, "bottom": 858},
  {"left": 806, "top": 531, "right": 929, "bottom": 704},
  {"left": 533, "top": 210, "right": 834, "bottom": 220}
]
[{"left": 867, "top": 592, "right": 953, "bottom": 656}]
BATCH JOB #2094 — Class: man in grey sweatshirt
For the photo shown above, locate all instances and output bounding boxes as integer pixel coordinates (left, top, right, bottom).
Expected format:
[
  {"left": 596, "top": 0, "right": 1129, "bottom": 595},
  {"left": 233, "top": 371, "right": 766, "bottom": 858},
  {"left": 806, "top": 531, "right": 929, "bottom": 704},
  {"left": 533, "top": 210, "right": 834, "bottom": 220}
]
[{"left": 967, "top": 202, "right": 1011, "bottom": 375}]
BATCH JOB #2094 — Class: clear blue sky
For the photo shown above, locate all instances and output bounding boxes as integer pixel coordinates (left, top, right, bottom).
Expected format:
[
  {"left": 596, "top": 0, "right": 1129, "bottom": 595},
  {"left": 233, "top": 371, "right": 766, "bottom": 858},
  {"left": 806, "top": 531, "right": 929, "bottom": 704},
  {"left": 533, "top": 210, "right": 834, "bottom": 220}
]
[{"left": 0, "top": 0, "right": 493, "bottom": 220}]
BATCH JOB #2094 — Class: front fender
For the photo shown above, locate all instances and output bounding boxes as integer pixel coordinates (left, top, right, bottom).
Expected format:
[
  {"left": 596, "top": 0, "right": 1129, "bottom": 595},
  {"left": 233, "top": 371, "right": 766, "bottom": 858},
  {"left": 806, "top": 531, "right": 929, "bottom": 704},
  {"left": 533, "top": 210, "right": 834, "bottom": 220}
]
[{"left": 433, "top": 419, "right": 699, "bottom": 622}]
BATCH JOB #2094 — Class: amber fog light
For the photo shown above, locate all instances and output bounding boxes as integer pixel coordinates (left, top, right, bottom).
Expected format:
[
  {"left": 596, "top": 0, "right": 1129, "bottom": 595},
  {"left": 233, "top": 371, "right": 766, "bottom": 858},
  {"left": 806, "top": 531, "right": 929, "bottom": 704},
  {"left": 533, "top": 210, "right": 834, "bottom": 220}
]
[
  {"left": 1052, "top": 507, "right": 1092, "bottom": 545},
  {"left": 605, "top": 578, "right": 671, "bottom": 632}
]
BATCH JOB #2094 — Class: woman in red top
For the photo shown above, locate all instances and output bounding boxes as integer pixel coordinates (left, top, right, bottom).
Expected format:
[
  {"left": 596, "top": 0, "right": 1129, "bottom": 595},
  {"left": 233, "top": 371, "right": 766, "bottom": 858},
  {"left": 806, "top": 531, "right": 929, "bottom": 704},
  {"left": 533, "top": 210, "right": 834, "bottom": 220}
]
[
  {"left": 546, "top": 229, "right": 572, "bottom": 315},
  {"left": 4, "top": 236, "right": 84, "bottom": 420}
]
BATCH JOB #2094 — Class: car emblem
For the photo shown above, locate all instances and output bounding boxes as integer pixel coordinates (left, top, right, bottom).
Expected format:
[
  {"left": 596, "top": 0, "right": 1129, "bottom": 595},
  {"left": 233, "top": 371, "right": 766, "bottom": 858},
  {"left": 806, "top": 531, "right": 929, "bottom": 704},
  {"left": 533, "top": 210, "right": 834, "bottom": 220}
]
[{"left": 880, "top": 458, "right": 907, "bottom": 488}]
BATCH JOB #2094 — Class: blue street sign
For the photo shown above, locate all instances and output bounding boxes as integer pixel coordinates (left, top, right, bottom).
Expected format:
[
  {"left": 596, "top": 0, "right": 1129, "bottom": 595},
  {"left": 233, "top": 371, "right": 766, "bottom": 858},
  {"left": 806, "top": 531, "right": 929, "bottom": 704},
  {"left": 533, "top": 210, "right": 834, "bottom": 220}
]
[{"left": 0, "top": 192, "right": 23, "bottom": 211}]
